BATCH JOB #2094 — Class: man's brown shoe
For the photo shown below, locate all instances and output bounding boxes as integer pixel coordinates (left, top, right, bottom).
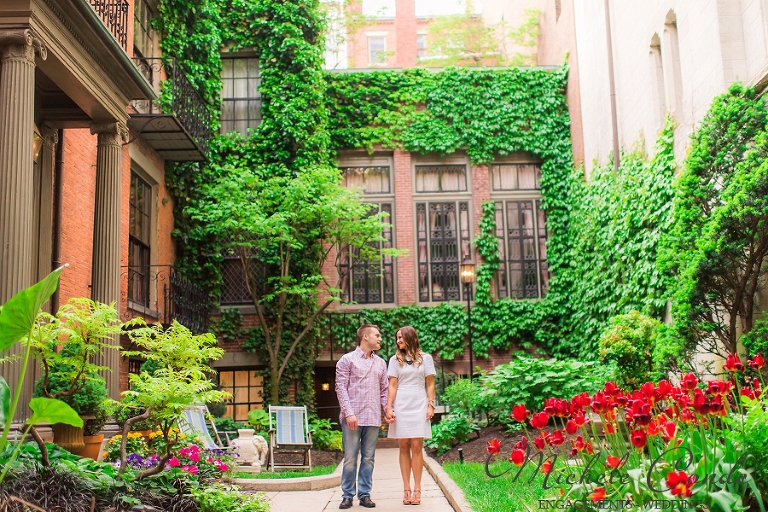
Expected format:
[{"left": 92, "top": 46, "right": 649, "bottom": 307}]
[
  {"left": 339, "top": 497, "right": 353, "bottom": 509},
  {"left": 359, "top": 496, "right": 376, "bottom": 508}
]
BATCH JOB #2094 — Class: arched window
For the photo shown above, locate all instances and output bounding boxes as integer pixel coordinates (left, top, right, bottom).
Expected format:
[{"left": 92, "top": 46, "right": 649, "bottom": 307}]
[{"left": 649, "top": 33, "right": 666, "bottom": 132}]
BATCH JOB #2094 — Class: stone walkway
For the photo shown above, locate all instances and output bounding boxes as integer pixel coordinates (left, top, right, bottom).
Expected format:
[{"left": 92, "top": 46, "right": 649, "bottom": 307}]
[{"left": 262, "top": 448, "right": 455, "bottom": 512}]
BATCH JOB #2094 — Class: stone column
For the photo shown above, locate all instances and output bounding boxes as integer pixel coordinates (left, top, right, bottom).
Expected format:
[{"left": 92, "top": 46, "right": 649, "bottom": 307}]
[
  {"left": 0, "top": 29, "right": 46, "bottom": 302},
  {"left": 0, "top": 29, "right": 46, "bottom": 422},
  {"left": 36, "top": 126, "right": 58, "bottom": 289},
  {"left": 91, "top": 121, "right": 128, "bottom": 400}
]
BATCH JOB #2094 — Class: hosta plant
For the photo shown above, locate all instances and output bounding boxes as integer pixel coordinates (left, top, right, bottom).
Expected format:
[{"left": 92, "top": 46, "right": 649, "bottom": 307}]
[{"left": 486, "top": 353, "right": 767, "bottom": 512}]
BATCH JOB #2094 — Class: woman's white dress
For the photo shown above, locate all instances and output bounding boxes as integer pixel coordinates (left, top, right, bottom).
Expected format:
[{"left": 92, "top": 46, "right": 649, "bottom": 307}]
[{"left": 387, "top": 353, "right": 435, "bottom": 439}]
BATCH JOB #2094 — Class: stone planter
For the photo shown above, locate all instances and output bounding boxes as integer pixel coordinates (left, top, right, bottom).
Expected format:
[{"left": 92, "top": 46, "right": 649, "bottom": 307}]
[
  {"left": 52, "top": 423, "right": 85, "bottom": 453},
  {"left": 71, "top": 434, "right": 105, "bottom": 460}
]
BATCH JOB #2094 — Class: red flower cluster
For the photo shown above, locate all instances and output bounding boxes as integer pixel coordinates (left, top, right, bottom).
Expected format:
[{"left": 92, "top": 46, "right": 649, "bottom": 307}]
[
  {"left": 488, "top": 354, "right": 765, "bottom": 480},
  {"left": 666, "top": 471, "right": 697, "bottom": 497}
]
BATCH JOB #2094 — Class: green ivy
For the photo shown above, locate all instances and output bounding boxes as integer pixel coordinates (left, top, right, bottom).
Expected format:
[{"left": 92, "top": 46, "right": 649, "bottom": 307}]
[{"left": 155, "top": 0, "right": 678, "bottom": 372}]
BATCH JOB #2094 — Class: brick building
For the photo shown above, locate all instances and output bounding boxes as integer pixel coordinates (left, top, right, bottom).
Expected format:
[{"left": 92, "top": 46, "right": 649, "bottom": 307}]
[
  {"left": 0, "top": 0, "right": 212, "bottom": 414},
  {"left": 212, "top": 0, "right": 583, "bottom": 423}
]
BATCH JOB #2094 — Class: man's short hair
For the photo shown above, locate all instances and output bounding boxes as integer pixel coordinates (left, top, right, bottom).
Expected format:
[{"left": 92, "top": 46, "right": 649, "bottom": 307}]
[{"left": 356, "top": 324, "right": 380, "bottom": 345}]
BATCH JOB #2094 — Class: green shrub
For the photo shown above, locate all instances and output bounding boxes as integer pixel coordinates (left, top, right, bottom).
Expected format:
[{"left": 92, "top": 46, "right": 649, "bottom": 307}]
[
  {"left": 599, "top": 311, "right": 661, "bottom": 388},
  {"left": 247, "top": 409, "right": 270, "bottom": 433},
  {"left": 742, "top": 318, "right": 768, "bottom": 358},
  {"left": 308, "top": 417, "right": 342, "bottom": 452},
  {"left": 192, "top": 483, "right": 270, "bottom": 512},
  {"left": 476, "top": 355, "right": 615, "bottom": 426},
  {"left": 440, "top": 378, "right": 482, "bottom": 415},
  {"left": 425, "top": 412, "right": 475, "bottom": 455},
  {"left": 213, "top": 417, "right": 246, "bottom": 440}
]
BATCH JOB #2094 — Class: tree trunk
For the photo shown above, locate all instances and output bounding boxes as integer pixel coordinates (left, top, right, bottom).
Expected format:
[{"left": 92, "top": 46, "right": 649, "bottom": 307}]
[{"left": 270, "top": 359, "right": 280, "bottom": 405}]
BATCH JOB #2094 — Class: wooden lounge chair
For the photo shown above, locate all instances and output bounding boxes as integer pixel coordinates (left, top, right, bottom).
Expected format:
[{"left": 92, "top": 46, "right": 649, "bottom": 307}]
[
  {"left": 267, "top": 405, "right": 313, "bottom": 471},
  {"left": 180, "top": 404, "right": 228, "bottom": 451}
]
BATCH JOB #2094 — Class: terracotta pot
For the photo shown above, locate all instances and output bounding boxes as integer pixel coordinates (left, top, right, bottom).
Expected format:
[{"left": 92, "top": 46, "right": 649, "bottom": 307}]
[
  {"left": 52, "top": 423, "right": 85, "bottom": 453},
  {"left": 71, "top": 434, "right": 105, "bottom": 460}
]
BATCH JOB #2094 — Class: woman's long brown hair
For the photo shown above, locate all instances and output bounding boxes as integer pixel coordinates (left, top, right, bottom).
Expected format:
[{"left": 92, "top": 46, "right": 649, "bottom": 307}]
[{"left": 395, "top": 326, "right": 423, "bottom": 367}]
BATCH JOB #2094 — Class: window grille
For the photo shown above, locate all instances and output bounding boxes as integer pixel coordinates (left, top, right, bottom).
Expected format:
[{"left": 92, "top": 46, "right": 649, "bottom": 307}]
[
  {"left": 494, "top": 199, "right": 549, "bottom": 298},
  {"left": 128, "top": 173, "right": 152, "bottom": 307},
  {"left": 339, "top": 203, "right": 395, "bottom": 304},
  {"left": 221, "top": 57, "right": 262, "bottom": 135},
  {"left": 415, "top": 164, "right": 468, "bottom": 193},
  {"left": 417, "top": 34, "right": 427, "bottom": 59},
  {"left": 417, "top": 201, "right": 471, "bottom": 302},
  {"left": 220, "top": 245, "right": 266, "bottom": 305}
]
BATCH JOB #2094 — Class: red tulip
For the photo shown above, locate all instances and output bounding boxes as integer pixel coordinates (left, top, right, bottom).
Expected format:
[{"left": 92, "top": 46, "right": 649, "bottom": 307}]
[
  {"left": 724, "top": 354, "right": 744, "bottom": 372},
  {"left": 530, "top": 412, "right": 549, "bottom": 430},
  {"left": 630, "top": 430, "right": 647, "bottom": 449},
  {"left": 565, "top": 419, "right": 578, "bottom": 435},
  {"left": 486, "top": 439, "right": 501, "bottom": 456},
  {"left": 545, "top": 430, "right": 565, "bottom": 446},
  {"left": 640, "top": 382, "right": 656, "bottom": 398},
  {"left": 590, "top": 487, "right": 606, "bottom": 502},
  {"left": 540, "top": 460, "right": 553, "bottom": 474},
  {"left": 604, "top": 382, "right": 620, "bottom": 395},
  {"left": 657, "top": 380, "right": 673, "bottom": 398},
  {"left": 534, "top": 435, "right": 546, "bottom": 451},
  {"left": 666, "top": 471, "right": 696, "bottom": 497},
  {"left": 512, "top": 404, "right": 530, "bottom": 423},
  {"left": 606, "top": 455, "right": 624, "bottom": 469},
  {"left": 510, "top": 449, "right": 525, "bottom": 466},
  {"left": 749, "top": 354, "right": 765, "bottom": 370},
  {"left": 661, "top": 421, "right": 677, "bottom": 441},
  {"left": 514, "top": 436, "right": 528, "bottom": 451},
  {"left": 681, "top": 373, "right": 699, "bottom": 390}
]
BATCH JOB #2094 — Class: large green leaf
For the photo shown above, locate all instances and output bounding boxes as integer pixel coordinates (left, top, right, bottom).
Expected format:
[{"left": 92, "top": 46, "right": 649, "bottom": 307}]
[
  {"left": 27, "top": 397, "right": 83, "bottom": 427},
  {"left": 0, "top": 375, "right": 9, "bottom": 429},
  {"left": 0, "top": 266, "right": 64, "bottom": 351}
]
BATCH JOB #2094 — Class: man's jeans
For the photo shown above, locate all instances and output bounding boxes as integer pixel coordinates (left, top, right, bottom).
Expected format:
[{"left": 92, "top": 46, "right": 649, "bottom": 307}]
[{"left": 341, "top": 420, "right": 379, "bottom": 500}]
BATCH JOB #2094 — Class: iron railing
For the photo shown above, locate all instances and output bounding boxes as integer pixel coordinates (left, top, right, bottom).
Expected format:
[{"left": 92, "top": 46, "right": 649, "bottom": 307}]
[
  {"left": 132, "top": 57, "right": 212, "bottom": 157},
  {"left": 122, "top": 265, "right": 210, "bottom": 334},
  {"left": 89, "top": 0, "right": 129, "bottom": 50}
]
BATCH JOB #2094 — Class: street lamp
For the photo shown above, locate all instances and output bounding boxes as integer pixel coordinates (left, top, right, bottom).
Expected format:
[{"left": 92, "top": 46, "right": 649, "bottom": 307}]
[{"left": 460, "top": 263, "right": 475, "bottom": 381}]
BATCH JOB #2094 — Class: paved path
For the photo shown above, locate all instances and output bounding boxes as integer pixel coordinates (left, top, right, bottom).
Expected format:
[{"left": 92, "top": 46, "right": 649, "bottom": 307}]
[{"left": 262, "top": 448, "right": 455, "bottom": 512}]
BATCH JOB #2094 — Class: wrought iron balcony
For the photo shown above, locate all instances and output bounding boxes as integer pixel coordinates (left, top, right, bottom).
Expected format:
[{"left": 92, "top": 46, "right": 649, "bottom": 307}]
[
  {"left": 129, "top": 58, "right": 211, "bottom": 161},
  {"left": 122, "top": 265, "right": 211, "bottom": 334},
  {"left": 89, "top": 0, "right": 129, "bottom": 50}
]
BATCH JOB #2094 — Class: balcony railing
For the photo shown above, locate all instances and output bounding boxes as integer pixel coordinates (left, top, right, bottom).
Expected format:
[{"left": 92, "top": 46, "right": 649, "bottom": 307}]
[
  {"left": 122, "top": 265, "right": 210, "bottom": 334},
  {"left": 89, "top": 0, "right": 129, "bottom": 50},
  {"left": 131, "top": 57, "right": 212, "bottom": 158}
]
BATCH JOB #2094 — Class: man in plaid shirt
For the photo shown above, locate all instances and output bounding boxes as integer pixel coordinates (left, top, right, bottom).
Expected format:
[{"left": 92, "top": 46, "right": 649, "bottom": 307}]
[{"left": 335, "top": 324, "right": 389, "bottom": 509}]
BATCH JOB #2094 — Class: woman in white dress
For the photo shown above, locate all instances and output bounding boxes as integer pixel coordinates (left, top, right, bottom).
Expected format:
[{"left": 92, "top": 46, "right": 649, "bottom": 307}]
[{"left": 385, "top": 326, "right": 436, "bottom": 506}]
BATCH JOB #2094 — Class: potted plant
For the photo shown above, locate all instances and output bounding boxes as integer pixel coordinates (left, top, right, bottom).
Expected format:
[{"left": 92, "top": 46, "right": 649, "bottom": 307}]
[{"left": 31, "top": 298, "right": 121, "bottom": 454}]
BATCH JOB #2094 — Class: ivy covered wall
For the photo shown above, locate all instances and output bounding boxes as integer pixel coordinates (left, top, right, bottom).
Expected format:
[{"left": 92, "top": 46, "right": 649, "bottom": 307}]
[{"left": 154, "top": 0, "right": 677, "bottom": 367}]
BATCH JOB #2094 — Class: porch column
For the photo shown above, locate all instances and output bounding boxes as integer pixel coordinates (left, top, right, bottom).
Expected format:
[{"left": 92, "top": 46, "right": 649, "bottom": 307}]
[
  {"left": 91, "top": 121, "right": 128, "bottom": 400},
  {"left": 0, "top": 30, "right": 46, "bottom": 422},
  {"left": 0, "top": 29, "right": 46, "bottom": 302},
  {"left": 35, "top": 126, "right": 58, "bottom": 290}
]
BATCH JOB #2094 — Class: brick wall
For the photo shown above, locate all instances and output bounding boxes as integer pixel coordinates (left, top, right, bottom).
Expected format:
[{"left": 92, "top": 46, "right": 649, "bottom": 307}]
[{"left": 393, "top": 150, "right": 416, "bottom": 304}]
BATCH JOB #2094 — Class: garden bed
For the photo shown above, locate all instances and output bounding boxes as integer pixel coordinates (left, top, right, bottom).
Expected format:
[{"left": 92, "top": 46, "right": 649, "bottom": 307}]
[{"left": 427, "top": 425, "right": 550, "bottom": 465}]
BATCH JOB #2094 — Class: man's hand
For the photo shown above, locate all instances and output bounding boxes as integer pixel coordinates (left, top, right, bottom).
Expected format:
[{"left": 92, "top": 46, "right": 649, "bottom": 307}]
[
  {"left": 385, "top": 408, "right": 396, "bottom": 424},
  {"left": 346, "top": 414, "right": 358, "bottom": 430}
]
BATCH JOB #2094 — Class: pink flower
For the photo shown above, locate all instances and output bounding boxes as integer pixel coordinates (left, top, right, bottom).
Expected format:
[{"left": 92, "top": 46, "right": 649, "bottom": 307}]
[
  {"left": 189, "top": 452, "right": 200, "bottom": 463},
  {"left": 182, "top": 465, "right": 199, "bottom": 475},
  {"left": 179, "top": 447, "right": 191, "bottom": 457},
  {"left": 168, "top": 457, "right": 180, "bottom": 467}
]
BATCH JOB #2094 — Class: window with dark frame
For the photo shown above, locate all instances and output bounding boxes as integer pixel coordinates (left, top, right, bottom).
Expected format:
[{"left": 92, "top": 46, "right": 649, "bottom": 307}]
[
  {"left": 220, "top": 245, "right": 266, "bottom": 306},
  {"left": 417, "top": 201, "right": 471, "bottom": 302},
  {"left": 129, "top": 173, "right": 152, "bottom": 308},
  {"left": 415, "top": 164, "right": 468, "bottom": 193},
  {"left": 220, "top": 57, "right": 262, "bottom": 135},
  {"left": 133, "top": 0, "right": 154, "bottom": 60},
  {"left": 218, "top": 369, "right": 264, "bottom": 422},
  {"left": 339, "top": 203, "right": 395, "bottom": 304},
  {"left": 490, "top": 163, "right": 549, "bottom": 299},
  {"left": 128, "top": 359, "right": 144, "bottom": 375}
]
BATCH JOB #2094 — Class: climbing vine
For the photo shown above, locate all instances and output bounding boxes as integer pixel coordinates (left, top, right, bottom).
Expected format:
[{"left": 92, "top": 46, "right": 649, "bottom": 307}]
[{"left": 155, "top": 0, "right": 679, "bottom": 378}]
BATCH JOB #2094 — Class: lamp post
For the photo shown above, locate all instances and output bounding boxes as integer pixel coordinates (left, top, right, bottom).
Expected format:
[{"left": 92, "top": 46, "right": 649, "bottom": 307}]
[{"left": 460, "top": 263, "right": 475, "bottom": 381}]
